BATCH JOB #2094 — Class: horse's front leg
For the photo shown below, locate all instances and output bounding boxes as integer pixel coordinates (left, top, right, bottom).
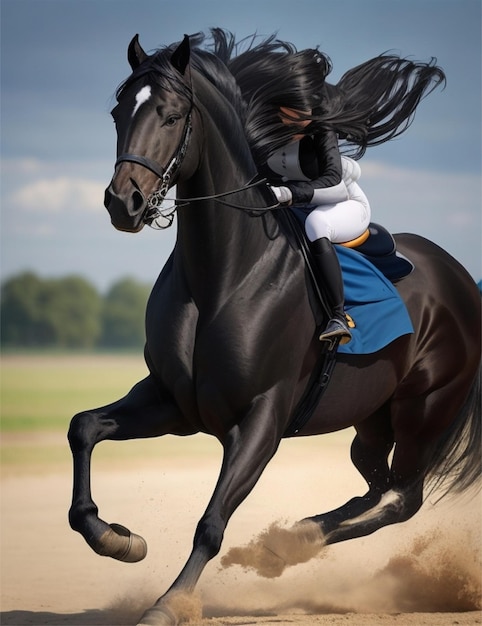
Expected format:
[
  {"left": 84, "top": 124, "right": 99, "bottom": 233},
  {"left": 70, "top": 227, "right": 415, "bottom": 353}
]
[
  {"left": 137, "top": 392, "right": 283, "bottom": 626},
  {"left": 68, "top": 374, "right": 188, "bottom": 562}
]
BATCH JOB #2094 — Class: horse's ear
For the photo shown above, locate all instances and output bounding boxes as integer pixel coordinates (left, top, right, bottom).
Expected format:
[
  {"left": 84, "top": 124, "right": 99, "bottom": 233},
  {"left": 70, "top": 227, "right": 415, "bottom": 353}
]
[
  {"left": 128, "top": 34, "right": 148, "bottom": 70},
  {"left": 170, "top": 35, "right": 191, "bottom": 76}
]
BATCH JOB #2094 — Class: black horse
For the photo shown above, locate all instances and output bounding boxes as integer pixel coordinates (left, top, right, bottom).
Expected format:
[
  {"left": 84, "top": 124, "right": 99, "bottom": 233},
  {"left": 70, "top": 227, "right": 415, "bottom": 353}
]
[{"left": 68, "top": 32, "right": 481, "bottom": 625}]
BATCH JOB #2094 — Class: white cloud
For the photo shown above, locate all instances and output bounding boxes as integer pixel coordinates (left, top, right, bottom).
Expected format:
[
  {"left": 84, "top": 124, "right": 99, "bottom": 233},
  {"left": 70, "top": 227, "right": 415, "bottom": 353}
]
[
  {"left": 359, "top": 159, "right": 481, "bottom": 279},
  {"left": 360, "top": 159, "right": 480, "bottom": 230},
  {"left": 9, "top": 176, "right": 105, "bottom": 213},
  {"left": 2, "top": 155, "right": 112, "bottom": 178},
  {"left": 3, "top": 157, "right": 179, "bottom": 217},
  {"left": 2, "top": 157, "right": 112, "bottom": 215}
]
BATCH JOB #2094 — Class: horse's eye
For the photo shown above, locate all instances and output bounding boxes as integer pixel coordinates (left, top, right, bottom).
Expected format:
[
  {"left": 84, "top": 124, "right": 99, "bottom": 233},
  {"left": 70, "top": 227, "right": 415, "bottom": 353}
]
[{"left": 165, "top": 115, "right": 180, "bottom": 127}]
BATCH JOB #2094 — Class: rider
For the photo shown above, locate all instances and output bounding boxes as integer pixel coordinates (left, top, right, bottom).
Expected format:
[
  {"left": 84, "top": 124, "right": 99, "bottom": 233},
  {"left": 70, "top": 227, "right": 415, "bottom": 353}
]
[
  {"left": 266, "top": 106, "right": 371, "bottom": 344},
  {"left": 213, "top": 30, "right": 445, "bottom": 343}
]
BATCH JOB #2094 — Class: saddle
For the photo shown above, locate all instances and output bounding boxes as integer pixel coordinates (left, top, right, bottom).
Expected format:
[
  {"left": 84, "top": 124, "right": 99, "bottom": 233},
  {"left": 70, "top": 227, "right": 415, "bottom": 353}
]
[{"left": 341, "top": 223, "right": 414, "bottom": 282}]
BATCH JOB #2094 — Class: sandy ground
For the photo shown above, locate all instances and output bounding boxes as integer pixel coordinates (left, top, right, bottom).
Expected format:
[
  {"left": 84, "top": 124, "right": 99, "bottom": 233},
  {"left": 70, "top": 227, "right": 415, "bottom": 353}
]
[{"left": 1, "top": 432, "right": 481, "bottom": 626}]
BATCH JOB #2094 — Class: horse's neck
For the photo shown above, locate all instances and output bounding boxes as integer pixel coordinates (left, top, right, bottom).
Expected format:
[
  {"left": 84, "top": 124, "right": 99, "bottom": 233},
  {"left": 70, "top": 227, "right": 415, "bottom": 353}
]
[
  {"left": 175, "top": 108, "right": 279, "bottom": 301},
  {"left": 176, "top": 182, "right": 275, "bottom": 296}
]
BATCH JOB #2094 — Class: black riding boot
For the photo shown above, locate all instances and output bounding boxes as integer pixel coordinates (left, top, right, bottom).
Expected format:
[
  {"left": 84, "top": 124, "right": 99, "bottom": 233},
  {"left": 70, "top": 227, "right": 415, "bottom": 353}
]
[{"left": 311, "top": 237, "right": 352, "bottom": 345}]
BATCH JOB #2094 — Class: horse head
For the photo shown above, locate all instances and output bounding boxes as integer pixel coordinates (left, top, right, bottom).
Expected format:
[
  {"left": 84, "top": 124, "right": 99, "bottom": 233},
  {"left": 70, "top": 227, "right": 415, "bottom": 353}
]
[{"left": 104, "top": 35, "right": 198, "bottom": 232}]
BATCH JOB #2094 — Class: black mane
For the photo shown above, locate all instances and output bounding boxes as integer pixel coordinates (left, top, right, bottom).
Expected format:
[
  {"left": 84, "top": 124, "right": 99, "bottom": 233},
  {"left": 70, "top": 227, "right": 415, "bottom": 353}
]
[
  {"left": 207, "top": 29, "right": 333, "bottom": 163},
  {"left": 206, "top": 29, "right": 446, "bottom": 161}
]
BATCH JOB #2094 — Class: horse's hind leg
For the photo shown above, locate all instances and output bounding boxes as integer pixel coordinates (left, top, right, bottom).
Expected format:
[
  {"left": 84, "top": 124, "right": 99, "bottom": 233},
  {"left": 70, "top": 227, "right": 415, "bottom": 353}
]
[
  {"left": 306, "top": 403, "right": 398, "bottom": 538},
  {"left": 68, "top": 375, "right": 188, "bottom": 562},
  {"left": 305, "top": 373, "right": 474, "bottom": 545}
]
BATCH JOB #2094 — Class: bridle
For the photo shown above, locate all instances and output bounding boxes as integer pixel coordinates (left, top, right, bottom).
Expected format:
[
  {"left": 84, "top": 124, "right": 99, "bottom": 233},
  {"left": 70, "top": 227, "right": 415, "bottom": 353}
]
[
  {"left": 115, "top": 112, "right": 193, "bottom": 228},
  {"left": 114, "top": 109, "right": 280, "bottom": 229}
]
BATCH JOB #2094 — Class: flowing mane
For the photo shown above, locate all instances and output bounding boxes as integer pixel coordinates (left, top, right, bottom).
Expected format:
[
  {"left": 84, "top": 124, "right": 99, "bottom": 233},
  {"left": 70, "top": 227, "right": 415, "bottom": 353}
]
[
  {"left": 206, "top": 28, "right": 446, "bottom": 161},
  {"left": 208, "top": 28, "right": 332, "bottom": 162}
]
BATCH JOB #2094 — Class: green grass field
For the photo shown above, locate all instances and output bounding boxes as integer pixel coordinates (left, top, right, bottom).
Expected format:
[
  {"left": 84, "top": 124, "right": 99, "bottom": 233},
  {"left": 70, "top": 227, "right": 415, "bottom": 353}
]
[
  {"left": 0, "top": 353, "right": 222, "bottom": 474},
  {"left": 1, "top": 352, "right": 150, "bottom": 432}
]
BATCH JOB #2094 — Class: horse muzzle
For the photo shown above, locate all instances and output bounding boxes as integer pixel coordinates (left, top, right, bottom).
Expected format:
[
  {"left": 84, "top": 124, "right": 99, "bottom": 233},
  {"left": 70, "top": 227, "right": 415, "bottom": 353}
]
[{"left": 104, "top": 183, "right": 147, "bottom": 233}]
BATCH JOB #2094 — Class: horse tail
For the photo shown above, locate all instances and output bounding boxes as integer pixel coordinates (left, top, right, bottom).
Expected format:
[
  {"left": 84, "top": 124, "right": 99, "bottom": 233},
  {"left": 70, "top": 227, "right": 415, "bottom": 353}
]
[
  {"left": 425, "top": 362, "right": 481, "bottom": 500},
  {"left": 322, "top": 55, "right": 446, "bottom": 158}
]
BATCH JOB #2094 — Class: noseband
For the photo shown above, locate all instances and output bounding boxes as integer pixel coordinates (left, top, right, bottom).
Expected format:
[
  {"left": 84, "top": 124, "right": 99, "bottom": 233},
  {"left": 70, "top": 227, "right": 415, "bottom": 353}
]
[{"left": 115, "top": 113, "right": 193, "bottom": 228}]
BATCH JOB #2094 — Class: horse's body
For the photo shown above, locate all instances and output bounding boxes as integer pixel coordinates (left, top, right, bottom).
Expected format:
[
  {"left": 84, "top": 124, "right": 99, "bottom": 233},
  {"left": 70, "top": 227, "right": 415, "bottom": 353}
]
[{"left": 68, "top": 34, "right": 481, "bottom": 625}]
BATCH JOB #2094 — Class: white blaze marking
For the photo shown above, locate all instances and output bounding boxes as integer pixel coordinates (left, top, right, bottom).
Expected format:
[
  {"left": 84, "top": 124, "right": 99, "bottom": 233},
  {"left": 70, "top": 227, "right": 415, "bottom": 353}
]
[{"left": 132, "top": 85, "right": 152, "bottom": 117}]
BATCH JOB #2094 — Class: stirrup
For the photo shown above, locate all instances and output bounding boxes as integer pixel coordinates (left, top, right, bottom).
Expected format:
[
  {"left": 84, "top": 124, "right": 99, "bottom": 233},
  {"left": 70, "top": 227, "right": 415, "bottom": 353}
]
[{"left": 319, "top": 317, "right": 352, "bottom": 346}]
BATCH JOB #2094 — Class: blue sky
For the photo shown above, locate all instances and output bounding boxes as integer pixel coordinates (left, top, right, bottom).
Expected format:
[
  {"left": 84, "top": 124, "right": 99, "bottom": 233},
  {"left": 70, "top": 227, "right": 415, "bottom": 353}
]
[{"left": 1, "top": 0, "right": 481, "bottom": 290}]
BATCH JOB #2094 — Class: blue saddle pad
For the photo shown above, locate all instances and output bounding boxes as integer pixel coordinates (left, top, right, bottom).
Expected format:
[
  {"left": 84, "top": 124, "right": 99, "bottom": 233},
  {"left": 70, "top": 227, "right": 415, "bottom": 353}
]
[{"left": 336, "top": 245, "right": 414, "bottom": 354}]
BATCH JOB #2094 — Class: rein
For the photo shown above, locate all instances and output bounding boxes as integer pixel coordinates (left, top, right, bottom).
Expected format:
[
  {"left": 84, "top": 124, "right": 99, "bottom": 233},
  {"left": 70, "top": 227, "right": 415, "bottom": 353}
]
[
  {"left": 175, "top": 177, "right": 281, "bottom": 212},
  {"left": 145, "top": 178, "right": 281, "bottom": 229},
  {"left": 155, "top": 183, "right": 282, "bottom": 230}
]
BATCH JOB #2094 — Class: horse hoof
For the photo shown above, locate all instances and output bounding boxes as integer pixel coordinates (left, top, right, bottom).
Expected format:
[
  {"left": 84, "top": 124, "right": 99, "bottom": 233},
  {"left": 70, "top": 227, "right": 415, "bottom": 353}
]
[
  {"left": 137, "top": 603, "right": 177, "bottom": 626},
  {"left": 137, "top": 593, "right": 201, "bottom": 625},
  {"left": 96, "top": 523, "right": 147, "bottom": 562}
]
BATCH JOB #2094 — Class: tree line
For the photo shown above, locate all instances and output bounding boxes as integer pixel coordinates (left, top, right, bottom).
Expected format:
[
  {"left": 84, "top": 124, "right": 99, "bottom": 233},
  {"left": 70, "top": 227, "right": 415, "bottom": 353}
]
[
  {"left": 2, "top": 271, "right": 481, "bottom": 351},
  {"left": 1, "top": 272, "right": 151, "bottom": 349}
]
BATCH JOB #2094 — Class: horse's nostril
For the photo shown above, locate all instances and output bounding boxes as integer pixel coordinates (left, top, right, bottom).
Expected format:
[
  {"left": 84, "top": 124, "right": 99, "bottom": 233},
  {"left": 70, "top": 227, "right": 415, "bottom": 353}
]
[{"left": 132, "top": 189, "right": 145, "bottom": 214}]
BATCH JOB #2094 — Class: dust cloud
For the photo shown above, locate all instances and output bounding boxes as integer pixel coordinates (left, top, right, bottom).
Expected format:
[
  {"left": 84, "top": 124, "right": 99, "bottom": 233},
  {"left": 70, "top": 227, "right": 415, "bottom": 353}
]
[
  {"left": 221, "top": 520, "right": 326, "bottom": 578},
  {"left": 106, "top": 591, "right": 203, "bottom": 625},
  {"left": 104, "top": 513, "right": 480, "bottom": 622},
  {"left": 202, "top": 514, "right": 481, "bottom": 617}
]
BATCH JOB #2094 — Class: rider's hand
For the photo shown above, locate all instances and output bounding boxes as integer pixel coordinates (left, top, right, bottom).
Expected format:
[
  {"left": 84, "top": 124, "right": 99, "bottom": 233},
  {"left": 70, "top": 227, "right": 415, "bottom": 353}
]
[{"left": 270, "top": 185, "right": 293, "bottom": 205}]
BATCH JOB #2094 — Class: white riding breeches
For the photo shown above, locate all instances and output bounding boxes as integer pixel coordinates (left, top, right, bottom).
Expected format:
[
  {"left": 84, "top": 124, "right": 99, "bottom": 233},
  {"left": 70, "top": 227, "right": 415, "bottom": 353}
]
[{"left": 304, "top": 159, "right": 371, "bottom": 243}]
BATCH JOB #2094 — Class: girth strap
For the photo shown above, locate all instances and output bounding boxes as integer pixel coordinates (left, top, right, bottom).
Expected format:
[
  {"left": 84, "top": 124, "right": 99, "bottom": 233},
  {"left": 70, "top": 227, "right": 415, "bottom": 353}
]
[{"left": 284, "top": 340, "right": 339, "bottom": 437}]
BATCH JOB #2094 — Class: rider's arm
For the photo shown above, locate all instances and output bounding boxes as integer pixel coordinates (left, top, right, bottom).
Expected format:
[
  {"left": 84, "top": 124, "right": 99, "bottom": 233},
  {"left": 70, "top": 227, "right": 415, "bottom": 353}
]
[{"left": 285, "top": 130, "right": 348, "bottom": 205}]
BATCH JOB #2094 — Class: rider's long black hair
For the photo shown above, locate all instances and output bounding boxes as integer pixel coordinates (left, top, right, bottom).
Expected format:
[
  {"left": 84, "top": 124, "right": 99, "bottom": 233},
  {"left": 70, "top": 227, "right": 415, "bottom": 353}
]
[{"left": 199, "top": 28, "right": 446, "bottom": 163}]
